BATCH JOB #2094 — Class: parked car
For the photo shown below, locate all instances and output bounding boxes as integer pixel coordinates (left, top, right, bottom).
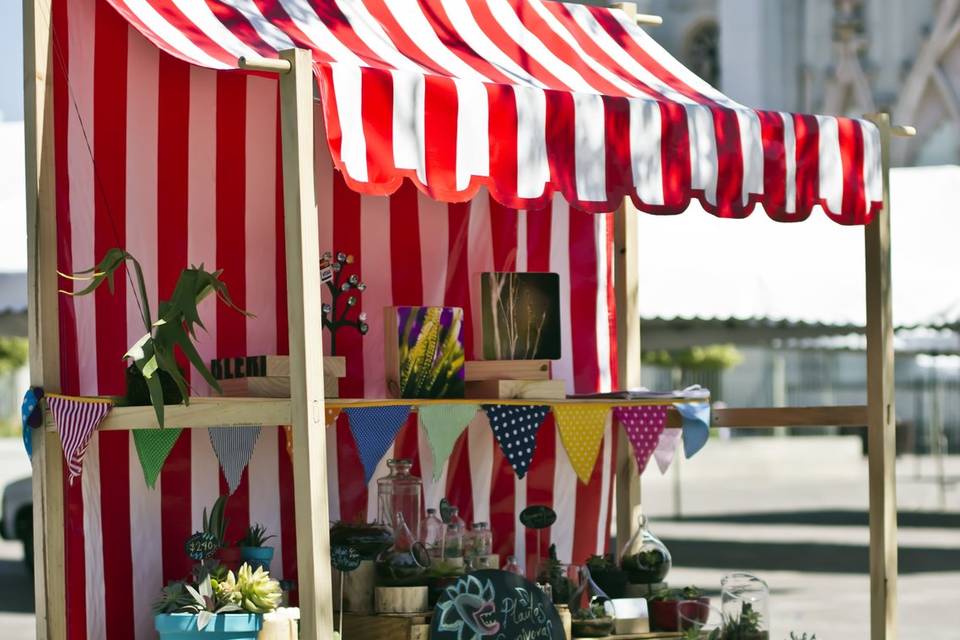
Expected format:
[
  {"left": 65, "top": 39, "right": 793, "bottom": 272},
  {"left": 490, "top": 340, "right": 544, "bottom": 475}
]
[{"left": 1, "top": 476, "right": 32, "bottom": 570}]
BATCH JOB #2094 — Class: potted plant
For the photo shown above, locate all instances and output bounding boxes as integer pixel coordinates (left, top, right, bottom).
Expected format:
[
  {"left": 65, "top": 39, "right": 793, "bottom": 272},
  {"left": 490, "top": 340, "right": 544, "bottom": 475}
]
[
  {"left": 536, "top": 544, "right": 574, "bottom": 605},
  {"left": 239, "top": 524, "right": 275, "bottom": 573},
  {"left": 201, "top": 496, "right": 241, "bottom": 572},
  {"left": 585, "top": 554, "right": 627, "bottom": 599},
  {"left": 153, "top": 563, "right": 282, "bottom": 639},
  {"left": 720, "top": 601, "right": 769, "bottom": 640},
  {"left": 570, "top": 602, "right": 614, "bottom": 638},
  {"left": 650, "top": 586, "right": 710, "bottom": 632}
]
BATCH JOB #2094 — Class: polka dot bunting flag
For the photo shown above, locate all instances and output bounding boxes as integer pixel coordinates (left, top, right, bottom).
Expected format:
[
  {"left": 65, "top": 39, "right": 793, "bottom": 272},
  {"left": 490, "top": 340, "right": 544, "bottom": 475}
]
[
  {"left": 482, "top": 404, "right": 550, "bottom": 479},
  {"left": 554, "top": 404, "right": 612, "bottom": 484},
  {"left": 612, "top": 405, "right": 668, "bottom": 475}
]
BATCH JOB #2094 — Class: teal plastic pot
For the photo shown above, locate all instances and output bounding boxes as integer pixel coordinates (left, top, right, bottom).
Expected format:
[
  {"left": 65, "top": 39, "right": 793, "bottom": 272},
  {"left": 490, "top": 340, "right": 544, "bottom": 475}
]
[
  {"left": 155, "top": 613, "right": 263, "bottom": 639},
  {"left": 241, "top": 546, "right": 274, "bottom": 572}
]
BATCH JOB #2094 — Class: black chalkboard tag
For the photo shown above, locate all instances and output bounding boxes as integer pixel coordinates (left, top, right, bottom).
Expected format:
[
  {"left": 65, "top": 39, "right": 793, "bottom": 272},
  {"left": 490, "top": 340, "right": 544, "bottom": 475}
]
[
  {"left": 520, "top": 505, "right": 557, "bottom": 530},
  {"left": 331, "top": 545, "right": 361, "bottom": 572},
  {"left": 431, "top": 569, "right": 564, "bottom": 640},
  {"left": 184, "top": 531, "right": 218, "bottom": 561}
]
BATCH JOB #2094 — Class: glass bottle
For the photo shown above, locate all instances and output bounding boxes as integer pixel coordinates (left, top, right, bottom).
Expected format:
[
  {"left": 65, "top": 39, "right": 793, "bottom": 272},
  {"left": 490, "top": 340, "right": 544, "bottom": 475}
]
[
  {"left": 376, "top": 459, "right": 423, "bottom": 539},
  {"left": 375, "top": 512, "right": 430, "bottom": 587},
  {"left": 502, "top": 555, "right": 523, "bottom": 575},
  {"left": 421, "top": 508, "right": 446, "bottom": 558},
  {"left": 443, "top": 506, "right": 465, "bottom": 559},
  {"left": 471, "top": 522, "right": 493, "bottom": 556},
  {"left": 721, "top": 573, "right": 770, "bottom": 639},
  {"left": 619, "top": 514, "right": 671, "bottom": 584}
]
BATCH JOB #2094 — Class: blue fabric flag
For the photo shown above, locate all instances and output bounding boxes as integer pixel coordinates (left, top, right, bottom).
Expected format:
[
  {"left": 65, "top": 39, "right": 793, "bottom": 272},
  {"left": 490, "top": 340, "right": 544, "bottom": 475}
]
[
  {"left": 21, "top": 387, "right": 44, "bottom": 459},
  {"left": 677, "top": 402, "right": 711, "bottom": 459},
  {"left": 345, "top": 405, "right": 412, "bottom": 483},
  {"left": 482, "top": 404, "right": 550, "bottom": 479}
]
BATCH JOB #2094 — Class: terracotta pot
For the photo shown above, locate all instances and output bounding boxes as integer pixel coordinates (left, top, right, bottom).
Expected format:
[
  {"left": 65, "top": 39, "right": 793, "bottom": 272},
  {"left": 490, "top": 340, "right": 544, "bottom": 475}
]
[
  {"left": 650, "top": 596, "right": 710, "bottom": 632},
  {"left": 217, "top": 546, "right": 243, "bottom": 572}
]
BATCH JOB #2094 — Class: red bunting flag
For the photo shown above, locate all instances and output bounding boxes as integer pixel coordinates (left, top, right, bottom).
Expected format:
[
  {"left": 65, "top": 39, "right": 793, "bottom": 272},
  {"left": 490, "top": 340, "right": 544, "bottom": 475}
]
[
  {"left": 612, "top": 405, "right": 668, "bottom": 475},
  {"left": 46, "top": 395, "right": 113, "bottom": 483}
]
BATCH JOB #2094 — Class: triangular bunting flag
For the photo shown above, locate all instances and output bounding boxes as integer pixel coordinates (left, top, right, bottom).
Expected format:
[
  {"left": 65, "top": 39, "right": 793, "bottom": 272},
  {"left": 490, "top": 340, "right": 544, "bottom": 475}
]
[
  {"left": 209, "top": 425, "right": 262, "bottom": 494},
  {"left": 554, "top": 404, "right": 611, "bottom": 484},
  {"left": 613, "top": 405, "right": 667, "bottom": 475},
  {"left": 345, "top": 406, "right": 412, "bottom": 483},
  {"left": 482, "top": 404, "right": 550, "bottom": 479},
  {"left": 653, "top": 428, "right": 681, "bottom": 474},
  {"left": 133, "top": 428, "right": 183, "bottom": 488},
  {"left": 677, "top": 402, "right": 711, "bottom": 459},
  {"left": 283, "top": 408, "right": 341, "bottom": 461},
  {"left": 419, "top": 404, "right": 478, "bottom": 480},
  {"left": 47, "top": 395, "right": 112, "bottom": 483}
]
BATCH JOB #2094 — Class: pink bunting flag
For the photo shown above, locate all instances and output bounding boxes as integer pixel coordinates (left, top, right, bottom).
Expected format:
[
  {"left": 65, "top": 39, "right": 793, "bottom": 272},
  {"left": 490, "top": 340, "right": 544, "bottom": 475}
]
[
  {"left": 46, "top": 395, "right": 113, "bottom": 483},
  {"left": 613, "top": 405, "right": 668, "bottom": 475}
]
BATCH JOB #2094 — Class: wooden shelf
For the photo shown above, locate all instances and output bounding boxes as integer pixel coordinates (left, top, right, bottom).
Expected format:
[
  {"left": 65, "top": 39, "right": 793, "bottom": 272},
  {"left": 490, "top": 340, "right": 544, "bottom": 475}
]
[{"left": 44, "top": 397, "right": 292, "bottom": 431}]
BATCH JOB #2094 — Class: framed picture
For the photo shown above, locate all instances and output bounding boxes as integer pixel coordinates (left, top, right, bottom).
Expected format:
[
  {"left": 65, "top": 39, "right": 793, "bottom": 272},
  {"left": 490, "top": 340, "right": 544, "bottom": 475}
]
[
  {"left": 385, "top": 306, "right": 466, "bottom": 398},
  {"left": 480, "top": 272, "right": 561, "bottom": 360}
]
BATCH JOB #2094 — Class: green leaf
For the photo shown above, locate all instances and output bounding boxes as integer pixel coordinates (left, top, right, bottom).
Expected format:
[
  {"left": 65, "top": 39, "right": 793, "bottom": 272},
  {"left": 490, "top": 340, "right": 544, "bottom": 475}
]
[{"left": 196, "top": 610, "right": 213, "bottom": 631}]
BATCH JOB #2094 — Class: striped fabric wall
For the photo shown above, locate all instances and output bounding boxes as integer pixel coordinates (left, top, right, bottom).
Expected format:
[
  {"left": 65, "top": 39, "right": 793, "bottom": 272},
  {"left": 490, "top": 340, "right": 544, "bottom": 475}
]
[{"left": 52, "top": 1, "right": 617, "bottom": 638}]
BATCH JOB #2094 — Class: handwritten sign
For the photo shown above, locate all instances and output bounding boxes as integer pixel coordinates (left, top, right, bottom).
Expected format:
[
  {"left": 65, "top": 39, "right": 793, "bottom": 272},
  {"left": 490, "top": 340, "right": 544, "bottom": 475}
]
[
  {"left": 519, "top": 505, "right": 556, "bottom": 530},
  {"left": 184, "top": 532, "right": 218, "bottom": 561},
  {"left": 432, "top": 570, "right": 564, "bottom": 640},
  {"left": 331, "top": 545, "right": 361, "bottom": 572}
]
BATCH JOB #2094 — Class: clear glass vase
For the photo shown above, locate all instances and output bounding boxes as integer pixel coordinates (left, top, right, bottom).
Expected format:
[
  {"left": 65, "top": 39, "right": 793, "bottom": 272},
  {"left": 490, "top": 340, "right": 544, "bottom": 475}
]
[
  {"left": 619, "top": 514, "right": 671, "bottom": 584},
  {"left": 376, "top": 459, "right": 423, "bottom": 539},
  {"left": 720, "top": 573, "right": 770, "bottom": 640},
  {"left": 420, "top": 508, "right": 446, "bottom": 558},
  {"left": 442, "top": 506, "right": 466, "bottom": 559}
]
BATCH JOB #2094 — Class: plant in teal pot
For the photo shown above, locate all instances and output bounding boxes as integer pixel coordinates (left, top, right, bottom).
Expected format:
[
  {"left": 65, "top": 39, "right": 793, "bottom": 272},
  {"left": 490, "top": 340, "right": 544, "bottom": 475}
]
[{"left": 239, "top": 524, "right": 275, "bottom": 573}]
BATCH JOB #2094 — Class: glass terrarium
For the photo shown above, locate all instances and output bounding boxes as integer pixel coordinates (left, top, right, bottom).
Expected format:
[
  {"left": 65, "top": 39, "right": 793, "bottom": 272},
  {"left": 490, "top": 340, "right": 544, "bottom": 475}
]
[
  {"left": 442, "top": 506, "right": 466, "bottom": 559},
  {"left": 721, "top": 573, "right": 770, "bottom": 640},
  {"left": 470, "top": 522, "right": 493, "bottom": 556},
  {"left": 420, "top": 508, "right": 446, "bottom": 558},
  {"left": 619, "top": 514, "right": 671, "bottom": 584},
  {"left": 377, "top": 459, "right": 423, "bottom": 538},
  {"left": 569, "top": 564, "right": 616, "bottom": 637},
  {"left": 375, "top": 512, "right": 430, "bottom": 587}
]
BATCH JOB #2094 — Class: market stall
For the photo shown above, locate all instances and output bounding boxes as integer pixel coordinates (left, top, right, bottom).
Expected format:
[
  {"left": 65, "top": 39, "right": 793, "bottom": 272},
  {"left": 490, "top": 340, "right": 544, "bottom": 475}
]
[{"left": 23, "top": 0, "right": 911, "bottom": 638}]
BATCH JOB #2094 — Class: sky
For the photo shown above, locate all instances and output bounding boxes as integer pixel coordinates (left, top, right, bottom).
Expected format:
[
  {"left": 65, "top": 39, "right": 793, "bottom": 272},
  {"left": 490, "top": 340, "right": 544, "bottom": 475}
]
[{"left": 1, "top": 2, "right": 26, "bottom": 274}]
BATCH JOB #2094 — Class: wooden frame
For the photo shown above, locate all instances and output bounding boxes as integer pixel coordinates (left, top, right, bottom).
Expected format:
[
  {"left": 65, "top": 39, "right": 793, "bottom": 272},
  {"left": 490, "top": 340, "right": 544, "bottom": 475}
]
[{"left": 25, "top": 2, "right": 913, "bottom": 637}]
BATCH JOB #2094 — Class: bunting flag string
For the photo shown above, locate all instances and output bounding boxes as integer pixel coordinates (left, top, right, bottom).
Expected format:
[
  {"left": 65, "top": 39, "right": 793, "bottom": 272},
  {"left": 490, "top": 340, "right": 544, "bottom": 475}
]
[
  {"left": 677, "top": 402, "right": 712, "bottom": 459},
  {"left": 46, "top": 395, "right": 112, "bottom": 483},
  {"left": 483, "top": 404, "right": 550, "bottom": 479},
  {"left": 553, "top": 404, "right": 611, "bottom": 484},
  {"left": 418, "top": 404, "right": 479, "bottom": 480},
  {"left": 653, "top": 428, "right": 682, "bottom": 474},
  {"left": 209, "top": 425, "right": 262, "bottom": 494},
  {"left": 345, "top": 405, "right": 412, "bottom": 483},
  {"left": 133, "top": 428, "right": 183, "bottom": 488},
  {"left": 613, "top": 405, "right": 668, "bottom": 475}
]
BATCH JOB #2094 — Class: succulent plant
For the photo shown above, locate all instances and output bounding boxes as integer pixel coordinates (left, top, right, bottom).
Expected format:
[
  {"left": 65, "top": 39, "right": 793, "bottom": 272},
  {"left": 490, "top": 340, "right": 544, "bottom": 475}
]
[
  {"left": 202, "top": 496, "right": 230, "bottom": 547},
  {"left": 231, "top": 563, "right": 283, "bottom": 614},
  {"left": 239, "top": 523, "right": 275, "bottom": 548},
  {"left": 152, "top": 581, "right": 195, "bottom": 615}
]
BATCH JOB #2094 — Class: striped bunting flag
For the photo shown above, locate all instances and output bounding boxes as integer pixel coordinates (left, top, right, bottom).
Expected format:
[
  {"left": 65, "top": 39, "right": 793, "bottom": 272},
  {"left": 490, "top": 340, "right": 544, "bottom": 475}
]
[
  {"left": 483, "top": 404, "right": 551, "bottom": 479},
  {"left": 345, "top": 406, "right": 412, "bottom": 483},
  {"left": 46, "top": 395, "right": 112, "bottom": 483},
  {"left": 209, "top": 426, "right": 262, "bottom": 494},
  {"left": 613, "top": 405, "right": 668, "bottom": 475}
]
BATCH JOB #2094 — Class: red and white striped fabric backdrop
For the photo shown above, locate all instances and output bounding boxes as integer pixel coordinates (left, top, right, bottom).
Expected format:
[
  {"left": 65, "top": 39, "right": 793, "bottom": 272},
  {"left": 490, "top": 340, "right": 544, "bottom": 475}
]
[
  {"left": 104, "top": 0, "right": 883, "bottom": 222},
  {"left": 54, "top": 1, "right": 616, "bottom": 638}
]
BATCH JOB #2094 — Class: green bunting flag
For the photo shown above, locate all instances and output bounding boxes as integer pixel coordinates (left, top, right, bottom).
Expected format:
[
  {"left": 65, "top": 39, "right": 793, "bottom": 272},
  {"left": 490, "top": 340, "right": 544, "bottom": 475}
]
[
  {"left": 418, "top": 404, "right": 479, "bottom": 480},
  {"left": 133, "top": 428, "right": 183, "bottom": 489}
]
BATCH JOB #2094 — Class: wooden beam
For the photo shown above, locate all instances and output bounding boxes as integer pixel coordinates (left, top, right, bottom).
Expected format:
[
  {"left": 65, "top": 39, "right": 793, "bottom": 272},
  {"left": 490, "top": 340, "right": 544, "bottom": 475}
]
[
  {"left": 707, "top": 405, "right": 868, "bottom": 428},
  {"left": 238, "top": 55, "right": 291, "bottom": 74},
  {"left": 278, "top": 48, "right": 334, "bottom": 639},
  {"left": 864, "top": 112, "right": 906, "bottom": 640},
  {"left": 614, "top": 192, "right": 641, "bottom": 555},
  {"left": 24, "top": 1, "right": 66, "bottom": 638},
  {"left": 612, "top": 2, "right": 663, "bottom": 26},
  {"left": 43, "top": 397, "right": 292, "bottom": 431}
]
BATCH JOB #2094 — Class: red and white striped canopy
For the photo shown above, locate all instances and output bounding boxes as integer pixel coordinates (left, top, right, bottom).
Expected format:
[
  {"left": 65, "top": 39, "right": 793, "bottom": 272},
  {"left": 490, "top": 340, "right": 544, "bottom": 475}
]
[{"left": 107, "top": 0, "right": 881, "bottom": 223}]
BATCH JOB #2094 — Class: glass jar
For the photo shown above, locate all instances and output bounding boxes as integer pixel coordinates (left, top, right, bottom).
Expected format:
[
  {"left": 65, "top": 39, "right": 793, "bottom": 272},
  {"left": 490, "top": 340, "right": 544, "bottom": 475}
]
[
  {"left": 443, "top": 506, "right": 466, "bottom": 559},
  {"left": 471, "top": 522, "right": 493, "bottom": 557},
  {"left": 377, "top": 459, "right": 423, "bottom": 539},
  {"left": 502, "top": 555, "right": 523, "bottom": 575},
  {"left": 720, "top": 573, "right": 770, "bottom": 639},
  {"left": 375, "top": 512, "right": 430, "bottom": 587},
  {"left": 619, "top": 514, "right": 671, "bottom": 584},
  {"left": 420, "top": 508, "right": 446, "bottom": 558}
]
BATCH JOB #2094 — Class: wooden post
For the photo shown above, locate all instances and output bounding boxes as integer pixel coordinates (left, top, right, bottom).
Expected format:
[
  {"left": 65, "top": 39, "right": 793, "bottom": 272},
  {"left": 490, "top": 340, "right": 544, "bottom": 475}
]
[
  {"left": 864, "top": 112, "right": 914, "bottom": 640},
  {"left": 24, "top": 0, "right": 66, "bottom": 638},
  {"left": 278, "top": 48, "right": 333, "bottom": 638}
]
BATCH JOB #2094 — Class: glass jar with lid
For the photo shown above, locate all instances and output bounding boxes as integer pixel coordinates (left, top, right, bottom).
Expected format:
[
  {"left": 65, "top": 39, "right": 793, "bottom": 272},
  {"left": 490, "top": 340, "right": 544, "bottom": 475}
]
[
  {"left": 376, "top": 458, "right": 423, "bottom": 539},
  {"left": 720, "top": 572, "right": 770, "bottom": 639},
  {"left": 443, "top": 506, "right": 466, "bottom": 559},
  {"left": 420, "top": 508, "right": 446, "bottom": 558},
  {"left": 471, "top": 522, "right": 493, "bottom": 557}
]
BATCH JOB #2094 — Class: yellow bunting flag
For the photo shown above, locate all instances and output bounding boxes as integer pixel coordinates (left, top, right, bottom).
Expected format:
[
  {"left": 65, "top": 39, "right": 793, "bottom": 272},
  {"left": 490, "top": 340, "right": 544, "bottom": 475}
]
[
  {"left": 283, "top": 408, "right": 342, "bottom": 461},
  {"left": 553, "top": 404, "right": 611, "bottom": 484}
]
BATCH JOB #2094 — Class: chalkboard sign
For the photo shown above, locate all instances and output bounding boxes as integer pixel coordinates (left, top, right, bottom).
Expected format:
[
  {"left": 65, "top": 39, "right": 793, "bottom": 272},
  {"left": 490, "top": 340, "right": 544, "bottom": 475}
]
[
  {"left": 184, "top": 532, "right": 218, "bottom": 561},
  {"left": 331, "top": 545, "right": 361, "bottom": 572},
  {"left": 519, "top": 505, "right": 556, "bottom": 530},
  {"left": 431, "top": 570, "right": 564, "bottom": 640}
]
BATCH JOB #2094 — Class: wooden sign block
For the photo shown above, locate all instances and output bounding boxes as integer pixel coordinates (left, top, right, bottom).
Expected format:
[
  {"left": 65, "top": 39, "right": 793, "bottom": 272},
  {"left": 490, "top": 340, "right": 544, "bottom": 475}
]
[
  {"left": 464, "top": 359, "right": 551, "bottom": 381},
  {"left": 341, "top": 613, "right": 430, "bottom": 640},
  {"left": 385, "top": 306, "right": 465, "bottom": 399},
  {"left": 375, "top": 586, "right": 430, "bottom": 614},
  {"left": 465, "top": 379, "right": 566, "bottom": 400},
  {"left": 209, "top": 355, "right": 345, "bottom": 379}
]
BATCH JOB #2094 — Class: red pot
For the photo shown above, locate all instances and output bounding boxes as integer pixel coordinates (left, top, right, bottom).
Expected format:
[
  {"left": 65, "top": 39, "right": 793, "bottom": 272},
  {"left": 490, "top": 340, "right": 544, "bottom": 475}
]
[
  {"left": 650, "top": 596, "right": 710, "bottom": 632},
  {"left": 216, "top": 546, "right": 243, "bottom": 572}
]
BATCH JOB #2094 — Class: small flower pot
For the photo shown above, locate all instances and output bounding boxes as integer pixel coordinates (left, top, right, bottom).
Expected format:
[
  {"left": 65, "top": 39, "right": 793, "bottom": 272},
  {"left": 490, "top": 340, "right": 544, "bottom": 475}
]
[
  {"left": 155, "top": 613, "right": 263, "bottom": 639},
  {"left": 216, "top": 546, "right": 243, "bottom": 572},
  {"left": 571, "top": 616, "right": 614, "bottom": 638},
  {"left": 650, "top": 596, "right": 710, "bottom": 632},
  {"left": 240, "top": 546, "right": 274, "bottom": 573}
]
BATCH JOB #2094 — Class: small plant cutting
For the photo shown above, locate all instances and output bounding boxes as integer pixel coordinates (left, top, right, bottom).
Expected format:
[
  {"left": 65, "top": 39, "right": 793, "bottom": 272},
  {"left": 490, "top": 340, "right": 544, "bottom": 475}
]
[
  {"left": 535, "top": 544, "right": 574, "bottom": 605},
  {"left": 239, "top": 523, "right": 276, "bottom": 573},
  {"left": 60, "top": 248, "right": 251, "bottom": 426},
  {"left": 585, "top": 554, "right": 627, "bottom": 599},
  {"left": 153, "top": 563, "right": 282, "bottom": 639},
  {"left": 571, "top": 601, "right": 614, "bottom": 638},
  {"left": 321, "top": 250, "right": 368, "bottom": 354},
  {"left": 650, "top": 586, "right": 710, "bottom": 632}
]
